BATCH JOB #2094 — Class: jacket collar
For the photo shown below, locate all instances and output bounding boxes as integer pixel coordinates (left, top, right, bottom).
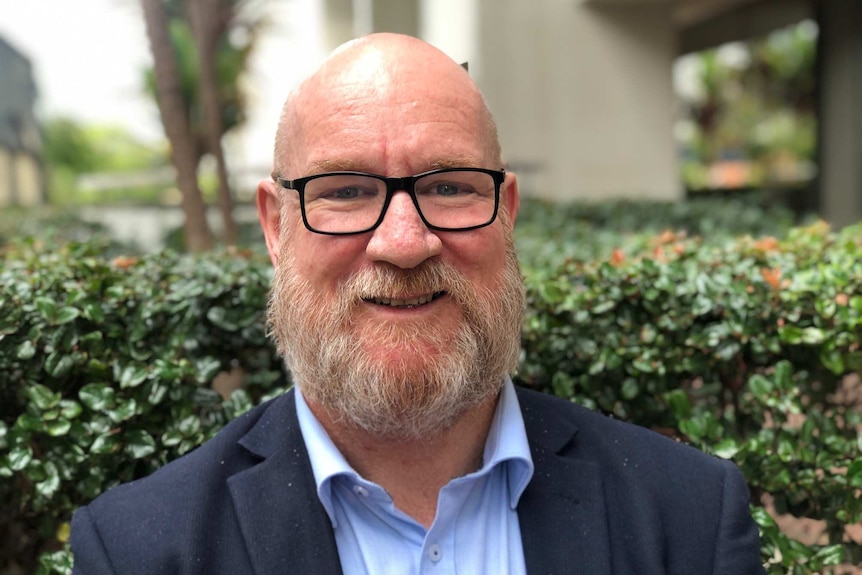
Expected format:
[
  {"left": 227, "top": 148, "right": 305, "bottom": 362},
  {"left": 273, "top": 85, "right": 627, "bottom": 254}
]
[
  {"left": 516, "top": 387, "right": 612, "bottom": 574},
  {"left": 227, "top": 386, "right": 611, "bottom": 575},
  {"left": 228, "top": 389, "right": 344, "bottom": 575}
]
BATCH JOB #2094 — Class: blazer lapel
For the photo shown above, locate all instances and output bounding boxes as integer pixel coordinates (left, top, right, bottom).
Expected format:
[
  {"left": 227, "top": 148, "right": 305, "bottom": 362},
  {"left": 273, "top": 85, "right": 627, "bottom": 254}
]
[
  {"left": 517, "top": 388, "right": 612, "bottom": 575},
  {"left": 228, "top": 390, "right": 344, "bottom": 575}
]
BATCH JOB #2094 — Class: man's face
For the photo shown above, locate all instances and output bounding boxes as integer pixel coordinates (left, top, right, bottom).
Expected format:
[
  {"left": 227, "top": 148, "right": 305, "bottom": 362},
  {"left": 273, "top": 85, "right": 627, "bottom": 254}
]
[{"left": 263, "top": 55, "right": 523, "bottom": 438}]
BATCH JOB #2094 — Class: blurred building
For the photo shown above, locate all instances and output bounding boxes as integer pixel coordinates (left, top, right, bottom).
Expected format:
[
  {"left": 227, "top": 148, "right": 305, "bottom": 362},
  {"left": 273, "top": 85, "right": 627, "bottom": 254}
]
[
  {"left": 0, "top": 36, "right": 44, "bottom": 208},
  {"left": 319, "top": 0, "right": 861, "bottom": 226}
]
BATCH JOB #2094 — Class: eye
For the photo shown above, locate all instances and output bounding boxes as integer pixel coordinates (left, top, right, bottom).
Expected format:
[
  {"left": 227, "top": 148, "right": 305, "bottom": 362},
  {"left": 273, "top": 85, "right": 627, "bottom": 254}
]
[
  {"left": 333, "top": 187, "right": 361, "bottom": 199},
  {"left": 434, "top": 183, "right": 463, "bottom": 196},
  {"left": 315, "top": 185, "right": 377, "bottom": 201}
]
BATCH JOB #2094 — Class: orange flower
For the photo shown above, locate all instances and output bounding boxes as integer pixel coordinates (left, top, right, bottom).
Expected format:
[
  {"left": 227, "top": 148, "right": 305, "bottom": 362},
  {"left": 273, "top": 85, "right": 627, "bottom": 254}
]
[
  {"left": 657, "top": 229, "right": 676, "bottom": 245},
  {"left": 761, "top": 267, "right": 782, "bottom": 290},
  {"left": 611, "top": 249, "right": 625, "bottom": 266},
  {"left": 754, "top": 237, "right": 779, "bottom": 252},
  {"left": 111, "top": 256, "right": 138, "bottom": 269}
]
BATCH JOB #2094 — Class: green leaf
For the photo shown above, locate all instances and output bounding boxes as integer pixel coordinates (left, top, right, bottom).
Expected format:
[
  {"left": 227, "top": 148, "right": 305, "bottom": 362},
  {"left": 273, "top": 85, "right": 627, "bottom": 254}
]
[
  {"left": 748, "top": 374, "right": 773, "bottom": 402},
  {"left": 161, "top": 429, "right": 182, "bottom": 447},
  {"left": 119, "top": 365, "right": 148, "bottom": 388},
  {"left": 773, "top": 360, "right": 793, "bottom": 391},
  {"left": 819, "top": 348, "right": 845, "bottom": 375},
  {"left": 778, "top": 325, "right": 802, "bottom": 344},
  {"left": 193, "top": 387, "right": 222, "bottom": 406},
  {"left": 35, "top": 462, "right": 60, "bottom": 498},
  {"left": 79, "top": 383, "right": 116, "bottom": 411},
  {"left": 206, "top": 306, "right": 238, "bottom": 331},
  {"left": 800, "top": 327, "right": 825, "bottom": 345},
  {"left": 849, "top": 459, "right": 862, "bottom": 488},
  {"left": 35, "top": 297, "right": 57, "bottom": 319},
  {"left": 621, "top": 378, "right": 639, "bottom": 400},
  {"left": 59, "top": 399, "right": 83, "bottom": 420},
  {"left": 679, "top": 417, "right": 704, "bottom": 441},
  {"left": 148, "top": 381, "right": 168, "bottom": 405},
  {"left": 194, "top": 357, "right": 222, "bottom": 384},
  {"left": 16, "top": 339, "right": 37, "bottom": 360},
  {"left": 592, "top": 300, "right": 616, "bottom": 314},
  {"left": 107, "top": 399, "right": 138, "bottom": 423},
  {"left": 17, "top": 413, "right": 45, "bottom": 432},
  {"left": 9, "top": 445, "right": 33, "bottom": 471},
  {"left": 812, "top": 544, "right": 845, "bottom": 566},
  {"left": 45, "top": 418, "right": 71, "bottom": 437},
  {"left": 26, "top": 383, "right": 61, "bottom": 410},
  {"left": 712, "top": 439, "right": 739, "bottom": 459},
  {"left": 124, "top": 429, "right": 157, "bottom": 459},
  {"left": 81, "top": 301, "right": 105, "bottom": 322},
  {"left": 178, "top": 415, "right": 201, "bottom": 437},
  {"left": 44, "top": 352, "right": 75, "bottom": 378},
  {"left": 665, "top": 389, "right": 691, "bottom": 419},
  {"left": 90, "top": 432, "right": 121, "bottom": 455},
  {"left": 54, "top": 306, "right": 80, "bottom": 325}
]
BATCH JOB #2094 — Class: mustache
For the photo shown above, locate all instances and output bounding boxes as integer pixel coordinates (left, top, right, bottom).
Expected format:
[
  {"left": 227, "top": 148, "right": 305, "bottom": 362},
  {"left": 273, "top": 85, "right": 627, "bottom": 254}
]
[{"left": 336, "top": 259, "right": 476, "bottom": 310}]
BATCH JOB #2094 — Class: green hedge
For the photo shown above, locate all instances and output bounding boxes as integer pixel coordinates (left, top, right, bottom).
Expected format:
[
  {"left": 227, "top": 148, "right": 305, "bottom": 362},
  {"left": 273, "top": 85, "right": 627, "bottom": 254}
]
[
  {"left": 519, "top": 220, "right": 862, "bottom": 572},
  {"left": 513, "top": 195, "right": 801, "bottom": 269},
  {"left": 0, "top": 240, "right": 288, "bottom": 574},
  {"left": 1, "top": 214, "right": 860, "bottom": 574}
]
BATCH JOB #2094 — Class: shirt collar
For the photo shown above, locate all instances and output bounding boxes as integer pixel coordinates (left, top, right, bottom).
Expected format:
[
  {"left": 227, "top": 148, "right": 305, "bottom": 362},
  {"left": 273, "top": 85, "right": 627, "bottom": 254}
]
[{"left": 295, "top": 377, "right": 535, "bottom": 524}]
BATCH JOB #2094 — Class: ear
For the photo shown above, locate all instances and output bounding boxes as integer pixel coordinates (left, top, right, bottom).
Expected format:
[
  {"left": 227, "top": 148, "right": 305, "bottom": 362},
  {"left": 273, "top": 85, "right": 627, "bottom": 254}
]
[
  {"left": 257, "top": 179, "right": 282, "bottom": 267},
  {"left": 500, "top": 171, "right": 519, "bottom": 228}
]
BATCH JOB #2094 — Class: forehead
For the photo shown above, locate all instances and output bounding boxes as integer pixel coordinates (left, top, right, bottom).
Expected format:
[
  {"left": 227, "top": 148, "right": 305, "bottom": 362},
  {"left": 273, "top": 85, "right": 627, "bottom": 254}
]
[{"left": 290, "top": 59, "right": 489, "bottom": 176}]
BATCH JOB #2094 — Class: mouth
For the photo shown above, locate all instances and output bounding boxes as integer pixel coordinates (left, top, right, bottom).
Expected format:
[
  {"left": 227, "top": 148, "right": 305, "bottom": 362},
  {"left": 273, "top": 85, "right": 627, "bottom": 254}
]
[{"left": 363, "top": 290, "right": 446, "bottom": 309}]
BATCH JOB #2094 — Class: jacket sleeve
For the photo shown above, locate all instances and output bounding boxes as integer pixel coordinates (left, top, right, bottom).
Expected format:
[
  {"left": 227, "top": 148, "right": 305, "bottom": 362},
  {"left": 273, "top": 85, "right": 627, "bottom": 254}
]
[
  {"left": 70, "top": 506, "right": 117, "bottom": 575},
  {"left": 712, "top": 460, "right": 766, "bottom": 575}
]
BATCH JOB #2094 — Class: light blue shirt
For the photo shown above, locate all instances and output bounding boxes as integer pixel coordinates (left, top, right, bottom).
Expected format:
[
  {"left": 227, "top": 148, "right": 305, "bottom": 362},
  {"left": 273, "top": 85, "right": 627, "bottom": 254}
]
[{"left": 295, "top": 378, "right": 535, "bottom": 575}]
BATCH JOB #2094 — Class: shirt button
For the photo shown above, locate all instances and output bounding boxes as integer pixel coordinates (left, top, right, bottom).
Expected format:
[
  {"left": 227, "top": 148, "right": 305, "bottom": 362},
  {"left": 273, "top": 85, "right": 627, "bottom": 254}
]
[
  {"left": 353, "top": 485, "right": 369, "bottom": 497},
  {"left": 427, "top": 544, "right": 442, "bottom": 562}
]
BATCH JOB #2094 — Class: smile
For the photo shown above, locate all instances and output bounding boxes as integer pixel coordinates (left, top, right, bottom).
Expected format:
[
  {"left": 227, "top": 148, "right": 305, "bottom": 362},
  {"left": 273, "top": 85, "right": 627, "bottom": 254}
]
[{"left": 364, "top": 291, "right": 446, "bottom": 309}]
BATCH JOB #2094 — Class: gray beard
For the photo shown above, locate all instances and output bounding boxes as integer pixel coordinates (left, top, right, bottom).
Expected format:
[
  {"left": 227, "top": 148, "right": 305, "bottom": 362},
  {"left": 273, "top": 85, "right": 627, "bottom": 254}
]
[{"left": 267, "top": 238, "right": 525, "bottom": 440}]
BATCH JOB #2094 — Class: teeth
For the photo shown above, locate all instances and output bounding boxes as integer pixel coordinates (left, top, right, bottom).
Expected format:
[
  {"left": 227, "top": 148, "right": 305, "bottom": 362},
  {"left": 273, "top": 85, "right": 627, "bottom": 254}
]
[{"left": 368, "top": 292, "right": 441, "bottom": 308}]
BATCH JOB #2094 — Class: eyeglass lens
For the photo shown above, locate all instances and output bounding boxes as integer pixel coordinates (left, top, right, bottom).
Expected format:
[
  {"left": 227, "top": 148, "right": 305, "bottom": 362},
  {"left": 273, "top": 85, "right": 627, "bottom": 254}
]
[{"left": 302, "top": 170, "right": 497, "bottom": 233}]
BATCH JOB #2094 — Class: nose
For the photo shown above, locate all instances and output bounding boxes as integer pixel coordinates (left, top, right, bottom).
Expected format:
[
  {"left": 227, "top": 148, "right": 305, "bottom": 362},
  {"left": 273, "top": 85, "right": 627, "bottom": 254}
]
[{"left": 365, "top": 191, "right": 442, "bottom": 269}]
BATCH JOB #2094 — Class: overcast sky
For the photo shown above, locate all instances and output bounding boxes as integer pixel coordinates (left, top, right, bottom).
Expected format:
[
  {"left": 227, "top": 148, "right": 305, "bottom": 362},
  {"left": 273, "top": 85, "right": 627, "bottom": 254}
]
[{"left": 0, "top": 0, "right": 325, "bottom": 174}]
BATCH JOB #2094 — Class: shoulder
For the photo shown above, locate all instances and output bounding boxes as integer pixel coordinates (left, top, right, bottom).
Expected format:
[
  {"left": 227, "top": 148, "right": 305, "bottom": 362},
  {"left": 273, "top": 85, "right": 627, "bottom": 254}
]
[
  {"left": 516, "top": 385, "right": 730, "bottom": 485},
  {"left": 70, "top": 391, "right": 299, "bottom": 573},
  {"left": 93, "top": 390, "right": 289, "bottom": 504}
]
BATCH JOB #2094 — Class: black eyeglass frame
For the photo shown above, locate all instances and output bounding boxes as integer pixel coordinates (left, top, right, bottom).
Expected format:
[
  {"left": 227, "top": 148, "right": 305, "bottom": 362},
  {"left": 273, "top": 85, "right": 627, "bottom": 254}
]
[{"left": 277, "top": 167, "right": 506, "bottom": 236}]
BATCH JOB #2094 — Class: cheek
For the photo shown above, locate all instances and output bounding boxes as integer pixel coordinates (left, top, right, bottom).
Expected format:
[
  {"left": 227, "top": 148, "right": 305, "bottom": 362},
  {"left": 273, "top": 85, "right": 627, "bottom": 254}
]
[
  {"left": 288, "top": 233, "right": 370, "bottom": 294},
  {"left": 441, "top": 227, "right": 510, "bottom": 287}
]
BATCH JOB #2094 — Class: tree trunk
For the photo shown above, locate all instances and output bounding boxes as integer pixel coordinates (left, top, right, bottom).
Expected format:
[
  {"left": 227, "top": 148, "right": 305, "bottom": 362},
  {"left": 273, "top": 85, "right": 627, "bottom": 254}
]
[
  {"left": 189, "top": 0, "right": 238, "bottom": 247},
  {"left": 141, "top": 0, "right": 214, "bottom": 252}
]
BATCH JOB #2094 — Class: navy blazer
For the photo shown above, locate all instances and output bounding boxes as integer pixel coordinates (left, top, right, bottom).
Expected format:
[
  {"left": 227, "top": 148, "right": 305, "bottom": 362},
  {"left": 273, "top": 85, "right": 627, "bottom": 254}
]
[{"left": 71, "top": 387, "right": 764, "bottom": 574}]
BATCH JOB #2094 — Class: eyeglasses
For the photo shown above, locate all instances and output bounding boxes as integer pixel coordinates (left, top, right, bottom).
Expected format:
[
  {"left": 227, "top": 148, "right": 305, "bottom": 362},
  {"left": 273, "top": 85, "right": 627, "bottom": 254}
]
[{"left": 278, "top": 167, "right": 505, "bottom": 235}]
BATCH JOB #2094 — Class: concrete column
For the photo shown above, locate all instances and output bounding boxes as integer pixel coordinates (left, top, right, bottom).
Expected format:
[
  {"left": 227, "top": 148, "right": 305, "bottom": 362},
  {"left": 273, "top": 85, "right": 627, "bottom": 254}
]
[
  {"left": 321, "top": 0, "right": 354, "bottom": 52},
  {"left": 477, "top": 0, "right": 680, "bottom": 201},
  {"left": 322, "top": 0, "right": 420, "bottom": 51},
  {"left": 818, "top": 0, "right": 862, "bottom": 227},
  {"left": 0, "top": 149, "right": 11, "bottom": 208},
  {"left": 15, "top": 153, "right": 41, "bottom": 207},
  {"left": 420, "top": 0, "right": 478, "bottom": 71},
  {"left": 371, "top": 0, "right": 419, "bottom": 37}
]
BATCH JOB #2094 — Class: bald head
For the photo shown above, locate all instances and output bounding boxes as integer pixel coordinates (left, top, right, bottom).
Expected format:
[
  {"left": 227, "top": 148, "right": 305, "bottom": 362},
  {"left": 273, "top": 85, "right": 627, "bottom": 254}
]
[{"left": 273, "top": 33, "right": 502, "bottom": 179}]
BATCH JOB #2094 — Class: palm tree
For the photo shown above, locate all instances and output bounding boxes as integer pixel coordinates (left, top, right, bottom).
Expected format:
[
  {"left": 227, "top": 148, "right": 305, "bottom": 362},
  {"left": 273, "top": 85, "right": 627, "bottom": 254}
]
[
  {"left": 189, "top": 0, "right": 237, "bottom": 246},
  {"left": 141, "top": 0, "right": 214, "bottom": 251}
]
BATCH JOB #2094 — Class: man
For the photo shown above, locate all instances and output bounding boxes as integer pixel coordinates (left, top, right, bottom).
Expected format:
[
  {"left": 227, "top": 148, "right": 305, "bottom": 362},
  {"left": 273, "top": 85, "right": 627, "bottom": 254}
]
[{"left": 71, "top": 33, "right": 764, "bottom": 574}]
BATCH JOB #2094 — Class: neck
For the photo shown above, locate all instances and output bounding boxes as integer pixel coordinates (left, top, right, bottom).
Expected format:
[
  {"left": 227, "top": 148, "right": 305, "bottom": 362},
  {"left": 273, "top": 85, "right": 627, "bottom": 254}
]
[{"left": 307, "top": 393, "right": 500, "bottom": 528}]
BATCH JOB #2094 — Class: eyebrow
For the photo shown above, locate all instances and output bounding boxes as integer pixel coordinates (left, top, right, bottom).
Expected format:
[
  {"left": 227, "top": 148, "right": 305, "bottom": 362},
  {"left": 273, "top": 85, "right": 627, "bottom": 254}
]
[{"left": 305, "top": 156, "right": 486, "bottom": 176}]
